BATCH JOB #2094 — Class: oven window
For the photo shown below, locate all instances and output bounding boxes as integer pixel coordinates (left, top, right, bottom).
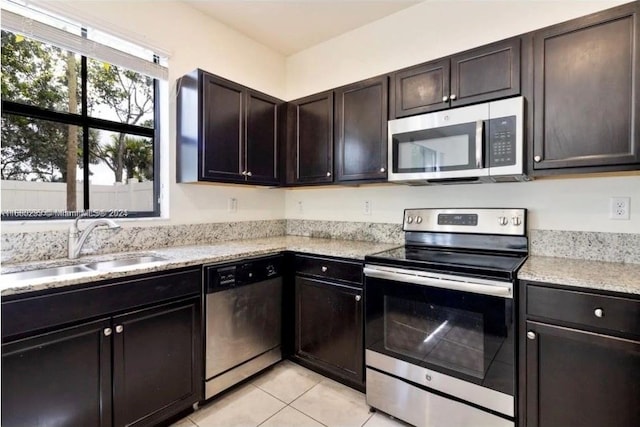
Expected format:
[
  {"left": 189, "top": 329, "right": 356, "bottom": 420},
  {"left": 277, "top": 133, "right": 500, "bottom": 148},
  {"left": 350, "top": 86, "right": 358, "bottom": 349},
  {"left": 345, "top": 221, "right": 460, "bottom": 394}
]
[
  {"left": 384, "top": 296, "right": 486, "bottom": 379},
  {"left": 366, "top": 276, "right": 514, "bottom": 395}
]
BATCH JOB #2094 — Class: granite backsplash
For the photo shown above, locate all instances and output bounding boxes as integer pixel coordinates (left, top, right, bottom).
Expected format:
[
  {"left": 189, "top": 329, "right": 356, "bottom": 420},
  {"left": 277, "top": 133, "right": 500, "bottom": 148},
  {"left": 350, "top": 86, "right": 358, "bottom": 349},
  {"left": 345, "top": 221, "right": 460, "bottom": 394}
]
[{"left": 2, "top": 219, "right": 638, "bottom": 265}]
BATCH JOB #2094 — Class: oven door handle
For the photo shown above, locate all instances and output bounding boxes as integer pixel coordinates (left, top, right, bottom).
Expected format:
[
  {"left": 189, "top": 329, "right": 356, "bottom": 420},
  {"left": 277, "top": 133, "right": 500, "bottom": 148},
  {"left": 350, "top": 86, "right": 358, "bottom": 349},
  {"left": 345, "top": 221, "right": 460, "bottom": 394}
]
[{"left": 363, "top": 267, "right": 512, "bottom": 298}]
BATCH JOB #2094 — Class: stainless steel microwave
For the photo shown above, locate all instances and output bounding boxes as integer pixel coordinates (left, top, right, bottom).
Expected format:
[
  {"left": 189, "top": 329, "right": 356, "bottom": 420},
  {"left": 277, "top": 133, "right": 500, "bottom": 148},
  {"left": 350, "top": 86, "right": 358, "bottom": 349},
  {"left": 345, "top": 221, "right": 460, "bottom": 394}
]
[{"left": 387, "top": 96, "right": 527, "bottom": 184}]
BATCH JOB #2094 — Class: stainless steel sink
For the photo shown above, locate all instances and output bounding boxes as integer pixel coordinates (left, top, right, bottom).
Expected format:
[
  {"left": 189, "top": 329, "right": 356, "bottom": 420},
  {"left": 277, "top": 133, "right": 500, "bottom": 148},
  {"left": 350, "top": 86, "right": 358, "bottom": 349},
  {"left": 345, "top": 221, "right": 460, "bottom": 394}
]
[
  {"left": 2, "top": 265, "right": 93, "bottom": 283},
  {"left": 85, "top": 255, "right": 167, "bottom": 271},
  {"left": 2, "top": 255, "right": 168, "bottom": 284}
]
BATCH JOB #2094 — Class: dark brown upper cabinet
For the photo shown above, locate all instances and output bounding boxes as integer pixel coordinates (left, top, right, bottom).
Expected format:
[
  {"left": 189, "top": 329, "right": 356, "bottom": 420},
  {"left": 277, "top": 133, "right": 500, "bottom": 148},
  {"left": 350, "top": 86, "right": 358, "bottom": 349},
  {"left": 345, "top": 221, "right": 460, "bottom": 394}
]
[
  {"left": 177, "top": 70, "right": 282, "bottom": 186},
  {"left": 531, "top": 2, "right": 640, "bottom": 175},
  {"left": 334, "top": 76, "right": 389, "bottom": 183},
  {"left": 391, "top": 38, "right": 521, "bottom": 118},
  {"left": 286, "top": 91, "right": 334, "bottom": 185}
]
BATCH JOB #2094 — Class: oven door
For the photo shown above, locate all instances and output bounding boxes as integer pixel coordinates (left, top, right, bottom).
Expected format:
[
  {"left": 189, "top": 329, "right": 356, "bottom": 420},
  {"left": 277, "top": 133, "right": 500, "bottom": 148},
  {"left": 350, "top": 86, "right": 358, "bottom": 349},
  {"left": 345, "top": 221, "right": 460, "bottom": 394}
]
[
  {"left": 364, "top": 265, "right": 515, "bottom": 416},
  {"left": 388, "top": 102, "right": 489, "bottom": 182}
]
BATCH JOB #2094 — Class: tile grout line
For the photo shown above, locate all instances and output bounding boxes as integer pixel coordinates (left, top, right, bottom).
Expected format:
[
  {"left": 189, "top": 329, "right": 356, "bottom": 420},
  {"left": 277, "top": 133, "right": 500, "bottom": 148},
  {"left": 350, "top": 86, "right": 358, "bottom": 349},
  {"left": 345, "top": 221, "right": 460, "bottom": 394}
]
[{"left": 286, "top": 404, "right": 329, "bottom": 427}]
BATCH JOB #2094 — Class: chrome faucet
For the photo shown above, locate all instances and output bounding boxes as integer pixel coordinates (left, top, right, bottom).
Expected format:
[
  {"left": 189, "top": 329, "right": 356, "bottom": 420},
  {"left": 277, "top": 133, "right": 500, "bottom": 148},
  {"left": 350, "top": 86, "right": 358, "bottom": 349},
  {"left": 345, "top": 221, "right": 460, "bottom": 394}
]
[{"left": 68, "top": 212, "right": 121, "bottom": 259}]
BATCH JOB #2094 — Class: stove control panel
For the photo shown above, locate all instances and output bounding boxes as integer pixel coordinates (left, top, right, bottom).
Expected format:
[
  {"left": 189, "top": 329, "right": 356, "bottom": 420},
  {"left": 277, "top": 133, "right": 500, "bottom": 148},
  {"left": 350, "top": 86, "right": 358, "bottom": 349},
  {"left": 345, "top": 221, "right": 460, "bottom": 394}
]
[{"left": 403, "top": 208, "right": 526, "bottom": 236}]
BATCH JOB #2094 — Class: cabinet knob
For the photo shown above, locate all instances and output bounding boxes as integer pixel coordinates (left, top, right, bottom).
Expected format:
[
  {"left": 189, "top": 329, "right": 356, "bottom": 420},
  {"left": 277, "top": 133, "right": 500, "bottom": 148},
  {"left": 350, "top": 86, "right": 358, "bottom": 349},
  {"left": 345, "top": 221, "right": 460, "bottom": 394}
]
[
  {"left": 241, "top": 171, "right": 247, "bottom": 176},
  {"left": 104, "top": 328, "right": 112, "bottom": 336},
  {"left": 380, "top": 167, "right": 386, "bottom": 173},
  {"left": 594, "top": 308, "right": 604, "bottom": 318},
  {"left": 355, "top": 295, "right": 361, "bottom": 302},
  {"left": 321, "top": 266, "right": 328, "bottom": 272},
  {"left": 534, "top": 156, "right": 541, "bottom": 163},
  {"left": 527, "top": 331, "right": 536, "bottom": 340},
  {"left": 246, "top": 171, "right": 252, "bottom": 177},
  {"left": 326, "top": 172, "right": 331, "bottom": 177},
  {"left": 442, "top": 95, "right": 449, "bottom": 102},
  {"left": 115, "top": 325, "right": 124, "bottom": 334},
  {"left": 450, "top": 94, "right": 457, "bottom": 101}
]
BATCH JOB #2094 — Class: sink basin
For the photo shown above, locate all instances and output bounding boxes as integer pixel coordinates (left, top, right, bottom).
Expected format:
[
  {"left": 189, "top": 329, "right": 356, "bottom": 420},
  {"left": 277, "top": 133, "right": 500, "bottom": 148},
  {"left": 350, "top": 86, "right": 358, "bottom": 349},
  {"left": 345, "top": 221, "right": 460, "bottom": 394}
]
[
  {"left": 85, "top": 255, "right": 167, "bottom": 271},
  {"left": 2, "top": 265, "right": 93, "bottom": 283},
  {"left": 2, "top": 255, "right": 168, "bottom": 284}
]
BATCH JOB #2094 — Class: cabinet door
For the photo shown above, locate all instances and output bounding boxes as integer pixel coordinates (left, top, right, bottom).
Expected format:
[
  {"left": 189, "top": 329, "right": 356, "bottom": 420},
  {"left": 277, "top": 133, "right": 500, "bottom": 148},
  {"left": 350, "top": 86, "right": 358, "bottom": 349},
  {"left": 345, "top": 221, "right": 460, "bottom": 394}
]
[
  {"left": 450, "top": 38, "right": 520, "bottom": 107},
  {"left": 392, "top": 58, "right": 450, "bottom": 118},
  {"left": 532, "top": 3, "right": 640, "bottom": 173},
  {"left": 295, "top": 277, "right": 363, "bottom": 383},
  {"left": 335, "top": 76, "right": 389, "bottom": 182},
  {"left": 1, "top": 319, "right": 112, "bottom": 427},
  {"left": 525, "top": 321, "right": 640, "bottom": 427},
  {"left": 245, "top": 90, "right": 280, "bottom": 185},
  {"left": 201, "top": 74, "right": 245, "bottom": 182},
  {"left": 113, "top": 297, "right": 201, "bottom": 427},
  {"left": 287, "top": 91, "right": 334, "bottom": 184}
]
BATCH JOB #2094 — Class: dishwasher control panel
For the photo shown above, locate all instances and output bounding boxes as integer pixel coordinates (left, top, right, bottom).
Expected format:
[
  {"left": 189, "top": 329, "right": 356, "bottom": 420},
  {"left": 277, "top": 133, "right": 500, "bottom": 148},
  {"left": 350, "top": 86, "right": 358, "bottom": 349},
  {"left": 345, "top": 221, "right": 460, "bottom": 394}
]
[{"left": 205, "top": 255, "right": 282, "bottom": 293}]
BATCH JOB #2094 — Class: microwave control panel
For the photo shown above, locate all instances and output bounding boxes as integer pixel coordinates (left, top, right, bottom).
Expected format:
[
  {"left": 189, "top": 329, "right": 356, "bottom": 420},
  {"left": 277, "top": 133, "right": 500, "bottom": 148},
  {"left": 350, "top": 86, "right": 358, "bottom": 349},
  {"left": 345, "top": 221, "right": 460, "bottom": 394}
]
[{"left": 488, "top": 115, "right": 516, "bottom": 167}]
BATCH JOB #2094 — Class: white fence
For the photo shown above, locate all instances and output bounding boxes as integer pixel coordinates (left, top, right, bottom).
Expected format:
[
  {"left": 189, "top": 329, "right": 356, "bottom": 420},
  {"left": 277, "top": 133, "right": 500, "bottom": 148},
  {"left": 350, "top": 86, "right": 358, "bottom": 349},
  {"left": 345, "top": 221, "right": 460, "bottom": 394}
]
[{"left": 1, "top": 180, "right": 154, "bottom": 212}]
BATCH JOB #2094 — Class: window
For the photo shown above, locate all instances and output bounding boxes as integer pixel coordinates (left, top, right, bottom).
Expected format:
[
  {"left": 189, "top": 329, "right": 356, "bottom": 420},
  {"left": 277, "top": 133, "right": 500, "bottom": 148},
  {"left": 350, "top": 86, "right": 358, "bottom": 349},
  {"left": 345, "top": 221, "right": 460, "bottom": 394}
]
[{"left": 1, "top": 1, "right": 167, "bottom": 220}]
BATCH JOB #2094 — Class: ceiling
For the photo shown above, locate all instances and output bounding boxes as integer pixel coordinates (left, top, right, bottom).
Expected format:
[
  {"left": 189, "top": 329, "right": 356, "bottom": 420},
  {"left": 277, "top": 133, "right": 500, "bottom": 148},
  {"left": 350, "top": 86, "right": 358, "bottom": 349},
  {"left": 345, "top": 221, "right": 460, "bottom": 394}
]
[{"left": 183, "top": 0, "right": 422, "bottom": 56}]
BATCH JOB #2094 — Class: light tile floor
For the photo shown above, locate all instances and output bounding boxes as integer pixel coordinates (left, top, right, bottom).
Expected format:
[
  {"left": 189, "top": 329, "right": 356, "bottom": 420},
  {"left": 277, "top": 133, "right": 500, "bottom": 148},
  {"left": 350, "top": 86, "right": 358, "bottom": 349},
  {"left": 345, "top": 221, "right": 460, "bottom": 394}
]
[{"left": 172, "top": 360, "right": 409, "bottom": 427}]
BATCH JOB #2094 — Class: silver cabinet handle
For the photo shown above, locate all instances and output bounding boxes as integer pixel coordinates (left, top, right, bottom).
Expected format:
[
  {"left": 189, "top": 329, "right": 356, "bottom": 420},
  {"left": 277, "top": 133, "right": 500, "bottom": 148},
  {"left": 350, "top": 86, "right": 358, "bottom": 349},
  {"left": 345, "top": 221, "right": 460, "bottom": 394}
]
[
  {"left": 104, "top": 328, "right": 112, "bottom": 336},
  {"left": 321, "top": 266, "right": 328, "bottom": 272},
  {"left": 326, "top": 172, "right": 331, "bottom": 177},
  {"left": 246, "top": 171, "right": 252, "bottom": 177},
  {"left": 594, "top": 308, "right": 604, "bottom": 318},
  {"left": 534, "top": 156, "right": 541, "bottom": 163},
  {"left": 115, "top": 325, "right": 124, "bottom": 334},
  {"left": 527, "top": 331, "right": 536, "bottom": 340},
  {"left": 450, "top": 94, "right": 457, "bottom": 100},
  {"left": 355, "top": 295, "right": 361, "bottom": 302},
  {"left": 380, "top": 167, "right": 386, "bottom": 173},
  {"left": 442, "top": 95, "right": 449, "bottom": 102},
  {"left": 241, "top": 171, "right": 247, "bottom": 176}
]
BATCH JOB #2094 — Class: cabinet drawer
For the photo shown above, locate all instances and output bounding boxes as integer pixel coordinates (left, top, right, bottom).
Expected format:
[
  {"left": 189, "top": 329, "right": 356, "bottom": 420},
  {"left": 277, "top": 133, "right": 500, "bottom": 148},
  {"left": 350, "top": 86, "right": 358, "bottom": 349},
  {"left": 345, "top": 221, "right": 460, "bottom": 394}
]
[
  {"left": 526, "top": 285, "right": 640, "bottom": 336},
  {"left": 294, "top": 255, "right": 362, "bottom": 285},
  {"left": 1, "top": 268, "right": 201, "bottom": 340}
]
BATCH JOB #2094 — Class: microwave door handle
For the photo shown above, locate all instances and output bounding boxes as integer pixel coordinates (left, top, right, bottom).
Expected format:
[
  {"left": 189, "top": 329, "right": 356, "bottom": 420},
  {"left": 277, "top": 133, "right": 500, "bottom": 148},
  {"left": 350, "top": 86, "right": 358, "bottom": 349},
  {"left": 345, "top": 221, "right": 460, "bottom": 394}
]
[{"left": 475, "top": 120, "right": 484, "bottom": 169}]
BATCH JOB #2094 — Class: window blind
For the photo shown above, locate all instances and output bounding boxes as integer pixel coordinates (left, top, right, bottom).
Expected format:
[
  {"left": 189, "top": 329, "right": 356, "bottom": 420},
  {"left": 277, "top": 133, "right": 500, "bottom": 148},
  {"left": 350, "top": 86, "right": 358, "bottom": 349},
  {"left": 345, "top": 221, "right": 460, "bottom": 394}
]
[{"left": 1, "top": 8, "right": 168, "bottom": 80}]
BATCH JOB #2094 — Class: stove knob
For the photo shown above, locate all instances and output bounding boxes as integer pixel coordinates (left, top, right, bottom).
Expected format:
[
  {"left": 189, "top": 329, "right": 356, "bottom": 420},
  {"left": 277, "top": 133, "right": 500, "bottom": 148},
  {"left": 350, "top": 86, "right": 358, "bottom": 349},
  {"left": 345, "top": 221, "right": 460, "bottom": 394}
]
[
  {"left": 416, "top": 216, "right": 423, "bottom": 224},
  {"left": 407, "top": 216, "right": 414, "bottom": 224},
  {"left": 512, "top": 216, "right": 522, "bottom": 226},
  {"left": 498, "top": 216, "right": 508, "bottom": 226}
]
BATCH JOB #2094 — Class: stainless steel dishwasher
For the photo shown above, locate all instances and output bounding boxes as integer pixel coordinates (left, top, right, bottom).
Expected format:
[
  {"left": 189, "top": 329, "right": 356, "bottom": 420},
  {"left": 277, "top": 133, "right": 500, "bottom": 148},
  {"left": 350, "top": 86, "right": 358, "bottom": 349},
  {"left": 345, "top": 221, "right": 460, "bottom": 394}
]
[{"left": 204, "top": 255, "right": 282, "bottom": 399}]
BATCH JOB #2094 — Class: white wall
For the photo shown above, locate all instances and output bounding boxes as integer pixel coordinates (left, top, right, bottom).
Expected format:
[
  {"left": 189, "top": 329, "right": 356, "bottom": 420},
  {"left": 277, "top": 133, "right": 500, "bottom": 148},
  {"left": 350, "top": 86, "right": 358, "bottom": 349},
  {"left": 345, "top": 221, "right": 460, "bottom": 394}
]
[
  {"left": 285, "top": 176, "right": 640, "bottom": 233},
  {"left": 283, "top": 0, "right": 640, "bottom": 234},
  {"left": 286, "top": 0, "right": 628, "bottom": 99},
  {"left": 2, "top": 0, "right": 287, "bottom": 233}
]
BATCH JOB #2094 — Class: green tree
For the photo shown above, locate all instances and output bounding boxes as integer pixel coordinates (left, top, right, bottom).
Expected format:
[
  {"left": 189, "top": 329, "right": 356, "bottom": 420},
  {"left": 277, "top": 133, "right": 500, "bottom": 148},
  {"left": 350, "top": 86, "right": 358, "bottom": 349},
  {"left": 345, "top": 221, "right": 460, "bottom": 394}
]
[
  {"left": 96, "top": 134, "right": 153, "bottom": 182},
  {"left": 1, "top": 30, "right": 155, "bottom": 211},
  {"left": 88, "top": 61, "right": 154, "bottom": 183},
  {"left": 1, "top": 31, "right": 75, "bottom": 183}
]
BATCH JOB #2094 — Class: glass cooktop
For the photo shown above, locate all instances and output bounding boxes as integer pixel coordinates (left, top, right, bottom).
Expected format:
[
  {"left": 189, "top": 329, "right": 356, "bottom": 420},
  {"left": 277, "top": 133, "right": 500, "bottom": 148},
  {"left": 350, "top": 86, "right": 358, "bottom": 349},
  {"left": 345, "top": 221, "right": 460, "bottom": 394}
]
[{"left": 366, "top": 246, "right": 527, "bottom": 281}]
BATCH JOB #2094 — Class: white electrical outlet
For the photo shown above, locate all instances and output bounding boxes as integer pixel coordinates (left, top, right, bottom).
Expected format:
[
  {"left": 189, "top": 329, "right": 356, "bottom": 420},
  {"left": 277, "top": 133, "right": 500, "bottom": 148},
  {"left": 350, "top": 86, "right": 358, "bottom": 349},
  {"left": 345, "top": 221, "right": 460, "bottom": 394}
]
[
  {"left": 297, "top": 201, "right": 304, "bottom": 214},
  {"left": 609, "top": 197, "right": 630, "bottom": 220},
  {"left": 228, "top": 197, "right": 237, "bottom": 213},
  {"left": 364, "top": 200, "right": 371, "bottom": 215}
]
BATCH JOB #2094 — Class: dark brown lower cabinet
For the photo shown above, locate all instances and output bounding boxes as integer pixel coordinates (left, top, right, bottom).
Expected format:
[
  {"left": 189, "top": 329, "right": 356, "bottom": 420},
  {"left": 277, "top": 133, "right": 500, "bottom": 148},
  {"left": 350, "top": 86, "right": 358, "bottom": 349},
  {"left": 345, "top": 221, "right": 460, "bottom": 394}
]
[
  {"left": 295, "top": 276, "right": 363, "bottom": 388},
  {"left": 113, "top": 298, "right": 201, "bottom": 427},
  {"left": 1, "top": 318, "right": 113, "bottom": 427},
  {"left": 525, "top": 320, "right": 640, "bottom": 427},
  {"left": 1, "top": 296, "right": 201, "bottom": 427}
]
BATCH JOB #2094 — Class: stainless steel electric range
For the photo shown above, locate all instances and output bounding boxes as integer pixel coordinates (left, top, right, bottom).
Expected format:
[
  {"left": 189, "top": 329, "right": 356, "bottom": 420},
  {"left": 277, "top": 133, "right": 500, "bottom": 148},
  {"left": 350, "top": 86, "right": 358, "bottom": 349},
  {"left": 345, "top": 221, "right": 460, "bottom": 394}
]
[{"left": 364, "top": 208, "right": 528, "bottom": 427}]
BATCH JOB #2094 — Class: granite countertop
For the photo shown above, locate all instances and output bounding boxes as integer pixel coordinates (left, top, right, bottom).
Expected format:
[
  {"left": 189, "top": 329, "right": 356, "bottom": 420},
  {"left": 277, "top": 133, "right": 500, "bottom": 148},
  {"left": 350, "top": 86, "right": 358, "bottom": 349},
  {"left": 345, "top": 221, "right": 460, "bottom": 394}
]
[
  {"left": 0, "top": 236, "right": 400, "bottom": 297},
  {"left": 518, "top": 256, "right": 640, "bottom": 296}
]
